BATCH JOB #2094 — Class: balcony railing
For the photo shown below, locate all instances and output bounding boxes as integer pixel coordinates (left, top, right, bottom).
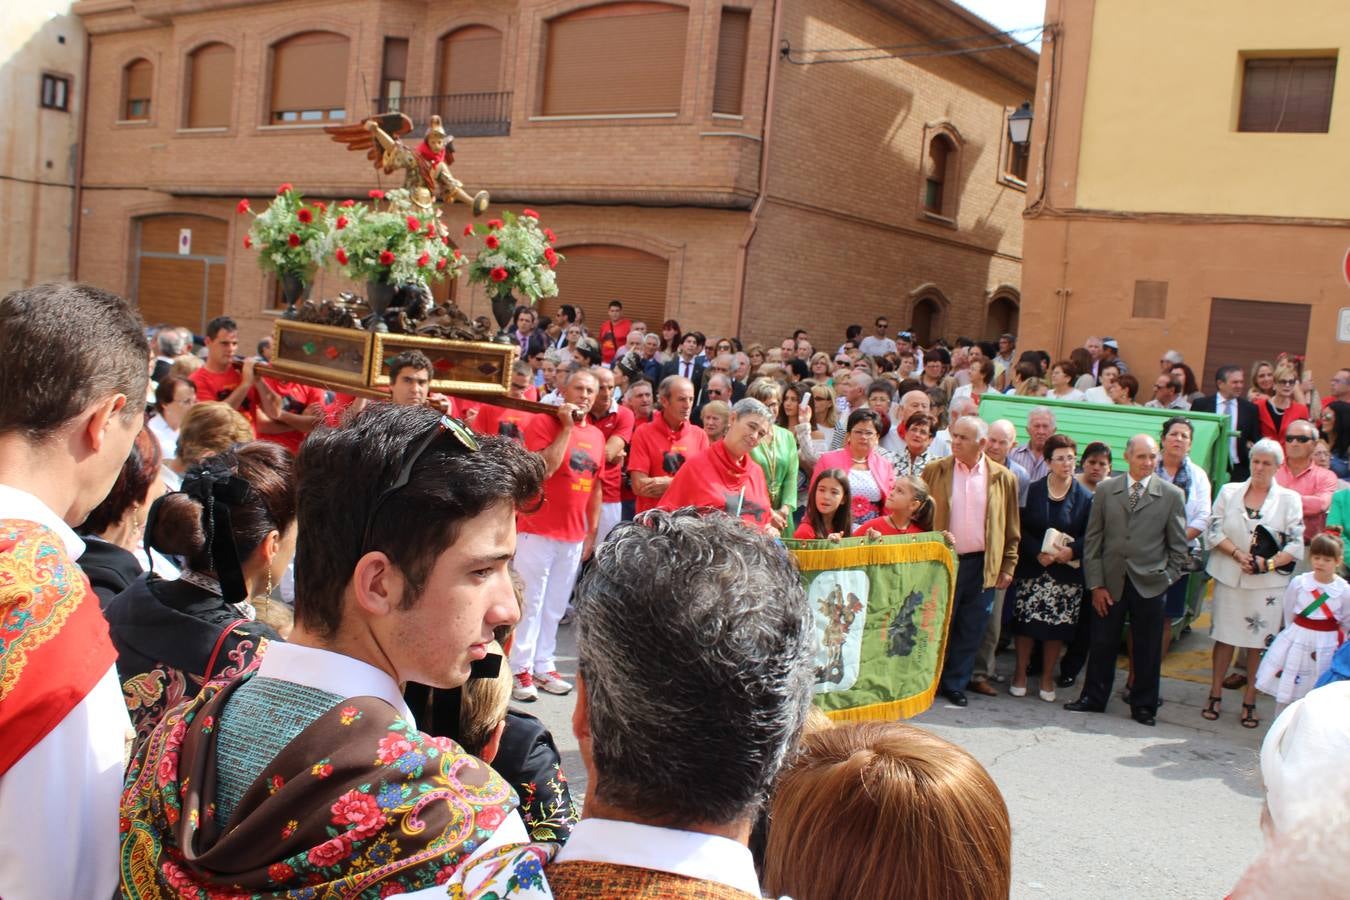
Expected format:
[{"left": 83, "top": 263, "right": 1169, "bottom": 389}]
[{"left": 373, "top": 92, "right": 512, "bottom": 138}]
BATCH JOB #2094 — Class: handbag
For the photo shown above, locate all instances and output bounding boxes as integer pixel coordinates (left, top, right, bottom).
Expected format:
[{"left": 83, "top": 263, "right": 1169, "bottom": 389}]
[{"left": 1250, "top": 524, "right": 1295, "bottom": 575}]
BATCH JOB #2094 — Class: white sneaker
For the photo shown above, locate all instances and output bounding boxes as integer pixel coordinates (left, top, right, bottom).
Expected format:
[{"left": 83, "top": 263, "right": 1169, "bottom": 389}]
[
  {"left": 512, "top": 672, "right": 538, "bottom": 702},
  {"left": 533, "top": 670, "right": 573, "bottom": 696}
]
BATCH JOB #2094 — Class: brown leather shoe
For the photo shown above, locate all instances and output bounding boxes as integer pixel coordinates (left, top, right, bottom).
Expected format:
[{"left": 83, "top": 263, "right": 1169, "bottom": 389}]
[{"left": 967, "top": 680, "right": 998, "bottom": 697}]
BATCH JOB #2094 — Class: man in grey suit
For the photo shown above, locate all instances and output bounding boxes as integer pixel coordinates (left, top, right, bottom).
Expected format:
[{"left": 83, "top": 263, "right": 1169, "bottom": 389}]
[{"left": 1065, "top": 434, "right": 1189, "bottom": 726}]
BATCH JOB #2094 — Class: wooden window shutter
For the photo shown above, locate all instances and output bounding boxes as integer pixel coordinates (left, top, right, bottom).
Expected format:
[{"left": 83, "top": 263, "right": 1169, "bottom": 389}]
[
  {"left": 713, "top": 8, "right": 750, "bottom": 115},
  {"left": 382, "top": 38, "right": 408, "bottom": 84},
  {"left": 187, "top": 43, "right": 234, "bottom": 128},
  {"left": 553, "top": 245, "right": 669, "bottom": 330},
  {"left": 1239, "top": 57, "right": 1336, "bottom": 133},
  {"left": 543, "top": 3, "right": 688, "bottom": 116},
  {"left": 271, "top": 32, "right": 350, "bottom": 117},
  {"left": 1131, "top": 280, "right": 1168, "bottom": 319},
  {"left": 437, "top": 26, "right": 503, "bottom": 95},
  {"left": 124, "top": 59, "right": 152, "bottom": 119}
]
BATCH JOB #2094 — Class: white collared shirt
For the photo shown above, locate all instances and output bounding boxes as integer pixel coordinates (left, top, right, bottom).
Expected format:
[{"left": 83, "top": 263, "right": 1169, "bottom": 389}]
[
  {"left": 1127, "top": 474, "right": 1151, "bottom": 497},
  {"left": 555, "top": 818, "right": 762, "bottom": 897},
  {"left": 1218, "top": 394, "right": 1241, "bottom": 464},
  {"left": 256, "top": 640, "right": 417, "bottom": 725},
  {"left": 0, "top": 483, "right": 128, "bottom": 900}
]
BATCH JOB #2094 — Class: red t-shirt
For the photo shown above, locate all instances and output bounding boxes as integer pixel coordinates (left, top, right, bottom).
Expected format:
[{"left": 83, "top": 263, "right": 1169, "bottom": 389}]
[
  {"left": 628, "top": 415, "right": 710, "bottom": 513},
  {"left": 258, "top": 377, "right": 326, "bottom": 456},
  {"left": 191, "top": 366, "right": 259, "bottom": 429},
  {"left": 852, "top": 518, "right": 923, "bottom": 537},
  {"left": 598, "top": 318, "right": 632, "bottom": 365},
  {"left": 518, "top": 415, "right": 604, "bottom": 542},
  {"left": 591, "top": 404, "right": 636, "bottom": 503},
  {"left": 471, "top": 402, "right": 537, "bottom": 445},
  {"left": 325, "top": 392, "right": 360, "bottom": 427}
]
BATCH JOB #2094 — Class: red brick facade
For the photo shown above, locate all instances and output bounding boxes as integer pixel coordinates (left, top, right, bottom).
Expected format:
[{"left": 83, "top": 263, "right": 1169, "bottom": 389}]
[{"left": 73, "top": 0, "right": 1034, "bottom": 348}]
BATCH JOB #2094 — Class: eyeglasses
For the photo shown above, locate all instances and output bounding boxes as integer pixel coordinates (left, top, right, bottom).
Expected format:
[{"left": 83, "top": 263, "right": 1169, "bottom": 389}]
[
  {"left": 1285, "top": 435, "right": 1315, "bottom": 443},
  {"left": 361, "top": 415, "right": 479, "bottom": 552}
]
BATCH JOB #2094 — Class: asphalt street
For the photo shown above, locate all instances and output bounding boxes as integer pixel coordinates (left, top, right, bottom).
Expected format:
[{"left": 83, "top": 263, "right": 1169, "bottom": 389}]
[{"left": 521, "top": 616, "right": 1266, "bottom": 900}]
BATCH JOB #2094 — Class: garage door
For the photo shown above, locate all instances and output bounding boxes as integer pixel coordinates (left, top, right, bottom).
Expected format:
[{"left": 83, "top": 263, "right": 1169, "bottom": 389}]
[
  {"left": 133, "top": 214, "right": 227, "bottom": 333},
  {"left": 1202, "top": 297, "right": 1310, "bottom": 388},
  {"left": 552, "top": 244, "right": 669, "bottom": 331}
]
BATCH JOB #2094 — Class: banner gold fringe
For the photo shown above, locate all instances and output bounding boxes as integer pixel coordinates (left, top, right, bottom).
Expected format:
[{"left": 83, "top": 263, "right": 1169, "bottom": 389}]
[{"left": 786, "top": 535, "right": 957, "bottom": 722}]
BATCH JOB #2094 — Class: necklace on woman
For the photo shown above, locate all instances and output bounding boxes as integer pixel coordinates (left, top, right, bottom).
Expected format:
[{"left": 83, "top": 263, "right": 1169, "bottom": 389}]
[
  {"left": 851, "top": 454, "right": 869, "bottom": 465},
  {"left": 1046, "top": 477, "right": 1071, "bottom": 501}
]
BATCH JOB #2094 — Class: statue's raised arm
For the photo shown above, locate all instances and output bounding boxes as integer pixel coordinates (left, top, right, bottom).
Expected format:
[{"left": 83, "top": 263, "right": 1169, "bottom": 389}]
[{"left": 326, "top": 114, "right": 489, "bottom": 215}]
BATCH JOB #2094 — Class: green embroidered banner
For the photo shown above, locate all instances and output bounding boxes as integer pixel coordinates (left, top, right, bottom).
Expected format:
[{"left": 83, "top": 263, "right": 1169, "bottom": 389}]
[{"left": 785, "top": 534, "right": 956, "bottom": 721}]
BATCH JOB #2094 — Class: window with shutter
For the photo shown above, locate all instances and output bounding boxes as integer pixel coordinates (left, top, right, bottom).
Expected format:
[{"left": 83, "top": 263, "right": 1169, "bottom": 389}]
[
  {"left": 437, "top": 26, "right": 503, "bottom": 96},
  {"left": 713, "top": 8, "right": 750, "bottom": 116},
  {"left": 123, "top": 58, "right": 153, "bottom": 120},
  {"left": 543, "top": 3, "right": 689, "bottom": 116},
  {"left": 924, "top": 136, "right": 953, "bottom": 215},
  {"left": 552, "top": 245, "right": 669, "bottom": 329},
  {"left": 41, "top": 74, "right": 70, "bottom": 112},
  {"left": 1238, "top": 56, "right": 1336, "bottom": 133},
  {"left": 381, "top": 38, "right": 409, "bottom": 107},
  {"left": 187, "top": 43, "right": 234, "bottom": 128},
  {"left": 270, "top": 32, "right": 350, "bottom": 123}
]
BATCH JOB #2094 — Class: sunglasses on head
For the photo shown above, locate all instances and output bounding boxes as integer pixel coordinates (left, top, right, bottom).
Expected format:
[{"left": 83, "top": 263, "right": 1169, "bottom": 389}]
[{"left": 361, "top": 415, "right": 478, "bottom": 553}]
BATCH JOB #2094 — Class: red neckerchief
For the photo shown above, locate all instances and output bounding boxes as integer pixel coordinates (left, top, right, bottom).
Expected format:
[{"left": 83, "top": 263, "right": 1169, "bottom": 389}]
[
  {"left": 707, "top": 440, "right": 751, "bottom": 488},
  {"left": 415, "top": 141, "right": 445, "bottom": 166}
]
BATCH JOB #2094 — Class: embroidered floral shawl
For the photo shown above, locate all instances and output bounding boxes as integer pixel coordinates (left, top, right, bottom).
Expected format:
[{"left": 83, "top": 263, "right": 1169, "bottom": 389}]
[{"left": 120, "top": 665, "right": 524, "bottom": 897}]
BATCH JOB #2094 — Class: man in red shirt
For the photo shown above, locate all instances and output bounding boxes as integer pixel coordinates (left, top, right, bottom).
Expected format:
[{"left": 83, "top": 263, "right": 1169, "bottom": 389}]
[
  {"left": 190, "top": 316, "right": 259, "bottom": 431},
  {"left": 510, "top": 367, "right": 603, "bottom": 702},
  {"left": 597, "top": 300, "right": 631, "bottom": 366},
  {"left": 589, "top": 366, "right": 635, "bottom": 542},
  {"left": 628, "top": 375, "right": 708, "bottom": 515},
  {"left": 388, "top": 350, "right": 453, "bottom": 415},
  {"left": 255, "top": 377, "right": 326, "bottom": 456},
  {"left": 470, "top": 363, "right": 536, "bottom": 443}
]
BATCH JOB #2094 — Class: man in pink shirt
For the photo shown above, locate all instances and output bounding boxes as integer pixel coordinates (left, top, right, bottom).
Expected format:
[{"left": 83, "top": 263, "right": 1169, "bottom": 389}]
[
  {"left": 922, "top": 417, "right": 1021, "bottom": 707},
  {"left": 1276, "top": 419, "right": 1338, "bottom": 546}
]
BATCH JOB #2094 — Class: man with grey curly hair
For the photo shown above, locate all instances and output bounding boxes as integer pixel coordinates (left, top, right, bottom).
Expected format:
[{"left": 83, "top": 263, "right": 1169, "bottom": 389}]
[{"left": 548, "top": 509, "right": 815, "bottom": 897}]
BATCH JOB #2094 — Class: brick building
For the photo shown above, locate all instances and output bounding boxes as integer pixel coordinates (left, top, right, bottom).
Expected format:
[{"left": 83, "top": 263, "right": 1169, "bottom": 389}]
[{"left": 71, "top": 0, "right": 1035, "bottom": 348}]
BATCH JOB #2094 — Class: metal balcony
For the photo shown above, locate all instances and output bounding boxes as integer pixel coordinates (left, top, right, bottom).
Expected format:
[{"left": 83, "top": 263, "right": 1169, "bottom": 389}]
[{"left": 373, "top": 92, "right": 512, "bottom": 138}]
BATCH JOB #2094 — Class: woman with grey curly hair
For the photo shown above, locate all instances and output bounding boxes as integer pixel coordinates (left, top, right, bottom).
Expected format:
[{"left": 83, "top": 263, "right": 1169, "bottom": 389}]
[{"left": 658, "top": 397, "right": 779, "bottom": 532}]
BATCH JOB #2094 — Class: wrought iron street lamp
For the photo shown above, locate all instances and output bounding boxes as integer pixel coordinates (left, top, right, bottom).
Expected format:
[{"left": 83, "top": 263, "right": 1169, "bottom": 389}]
[{"left": 1007, "top": 102, "right": 1033, "bottom": 145}]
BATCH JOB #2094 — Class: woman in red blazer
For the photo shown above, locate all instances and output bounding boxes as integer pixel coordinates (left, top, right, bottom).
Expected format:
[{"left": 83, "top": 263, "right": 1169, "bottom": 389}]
[{"left": 1255, "top": 363, "right": 1310, "bottom": 442}]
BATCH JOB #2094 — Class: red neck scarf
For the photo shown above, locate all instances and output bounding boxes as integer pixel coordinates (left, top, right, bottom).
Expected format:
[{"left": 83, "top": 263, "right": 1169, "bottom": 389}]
[
  {"left": 659, "top": 441, "right": 772, "bottom": 526},
  {"left": 416, "top": 141, "right": 445, "bottom": 166}
]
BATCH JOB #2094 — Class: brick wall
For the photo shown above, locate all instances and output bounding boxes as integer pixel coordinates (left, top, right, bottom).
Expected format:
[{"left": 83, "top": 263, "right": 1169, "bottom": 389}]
[{"left": 738, "top": 0, "right": 1032, "bottom": 346}]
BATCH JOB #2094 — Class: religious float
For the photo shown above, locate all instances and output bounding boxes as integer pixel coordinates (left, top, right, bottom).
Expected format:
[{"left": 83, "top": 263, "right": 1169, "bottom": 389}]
[{"left": 239, "top": 112, "right": 561, "bottom": 409}]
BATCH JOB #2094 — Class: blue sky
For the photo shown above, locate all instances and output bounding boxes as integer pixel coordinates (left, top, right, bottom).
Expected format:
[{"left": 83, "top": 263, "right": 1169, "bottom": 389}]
[{"left": 952, "top": 0, "right": 1046, "bottom": 52}]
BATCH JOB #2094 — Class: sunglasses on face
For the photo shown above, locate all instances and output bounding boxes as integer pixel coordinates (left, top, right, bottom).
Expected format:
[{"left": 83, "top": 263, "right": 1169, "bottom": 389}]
[
  {"left": 361, "top": 415, "right": 478, "bottom": 552},
  {"left": 1285, "top": 435, "right": 1314, "bottom": 443},
  {"left": 1277, "top": 379, "right": 1298, "bottom": 386}
]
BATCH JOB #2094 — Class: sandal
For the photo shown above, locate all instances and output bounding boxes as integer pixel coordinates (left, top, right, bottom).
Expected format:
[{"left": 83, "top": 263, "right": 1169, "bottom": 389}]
[
  {"left": 1240, "top": 703, "right": 1259, "bottom": 729},
  {"left": 1201, "top": 695, "right": 1221, "bottom": 721}
]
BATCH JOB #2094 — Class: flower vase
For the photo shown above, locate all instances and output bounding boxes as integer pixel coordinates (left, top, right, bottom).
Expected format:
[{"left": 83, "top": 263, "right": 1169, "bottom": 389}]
[
  {"left": 490, "top": 290, "right": 517, "bottom": 344},
  {"left": 365, "top": 279, "right": 398, "bottom": 333},
  {"left": 279, "top": 272, "right": 312, "bottom": 320}
]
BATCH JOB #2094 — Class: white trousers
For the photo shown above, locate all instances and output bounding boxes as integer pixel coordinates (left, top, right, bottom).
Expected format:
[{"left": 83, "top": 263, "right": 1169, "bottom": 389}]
[
  {"left": 510, "top": 532, "right": 584, "bottom": 675},
  {"left": 597, "top": 502, "right": 623, "bottom": 544}
]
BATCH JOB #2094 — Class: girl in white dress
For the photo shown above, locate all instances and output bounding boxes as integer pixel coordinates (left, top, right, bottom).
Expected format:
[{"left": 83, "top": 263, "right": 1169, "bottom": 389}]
[{"left": 1257, "top": 532, "right": 1350, "bottom": 709}]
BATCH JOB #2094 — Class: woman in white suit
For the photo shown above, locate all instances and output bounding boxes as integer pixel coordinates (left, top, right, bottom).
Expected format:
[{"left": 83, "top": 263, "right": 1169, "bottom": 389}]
[{"left": 1204, "top": 439, "right": 1305, "bottom": 728}]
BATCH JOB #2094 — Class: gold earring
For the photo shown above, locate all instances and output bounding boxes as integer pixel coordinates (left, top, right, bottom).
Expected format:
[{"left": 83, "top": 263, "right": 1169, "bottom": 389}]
[{"left": 264, "top": 570, "right": 274, "bottom": 599}]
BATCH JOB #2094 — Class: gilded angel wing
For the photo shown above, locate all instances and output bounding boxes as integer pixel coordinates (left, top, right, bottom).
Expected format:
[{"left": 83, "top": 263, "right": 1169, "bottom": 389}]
[{"left": 324, "top": 113, "right": 414, "bottom": 169}]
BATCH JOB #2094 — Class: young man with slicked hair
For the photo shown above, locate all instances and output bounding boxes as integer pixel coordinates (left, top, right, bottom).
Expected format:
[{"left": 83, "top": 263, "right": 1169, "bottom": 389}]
[
  {"left": 0, "top": 282, "right": 149, "bottom": 899},
  {"left": 119, "top": 404, "right": 550, "bottom": 894}
]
